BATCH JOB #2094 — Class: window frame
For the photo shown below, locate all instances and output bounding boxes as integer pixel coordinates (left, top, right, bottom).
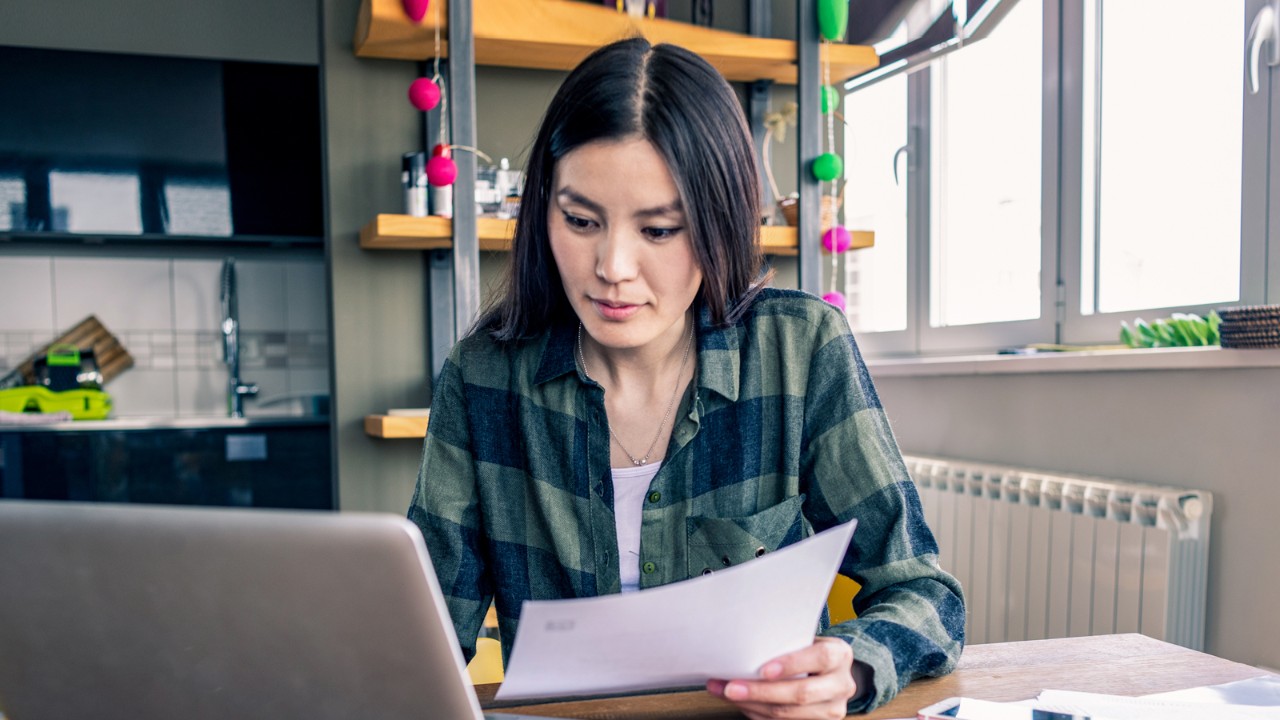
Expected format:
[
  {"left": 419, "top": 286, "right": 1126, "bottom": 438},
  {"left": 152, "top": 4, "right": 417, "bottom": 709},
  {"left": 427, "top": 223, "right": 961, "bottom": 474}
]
[
  {"left": 846, "top": 0, "right": 1280, "bottom": 357},
  {"left": 1058, "top": 0, "right": 1273, "bottom": 345},
  {"left": 917, "top": 0, "right": 1061, "bottom": 354},
  {"left": 845, "top": 71, "right": 920, "bottom": 358}
]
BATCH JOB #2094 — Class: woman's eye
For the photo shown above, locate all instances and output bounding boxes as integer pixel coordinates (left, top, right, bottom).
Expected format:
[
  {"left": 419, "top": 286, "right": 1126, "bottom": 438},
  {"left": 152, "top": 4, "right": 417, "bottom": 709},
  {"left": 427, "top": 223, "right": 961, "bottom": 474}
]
[
  {"left": 562, "top": 212, "right": 595, "bottom": 230},
  {"left": 643, "top": 227, "right": 683, "bottom": 241}
]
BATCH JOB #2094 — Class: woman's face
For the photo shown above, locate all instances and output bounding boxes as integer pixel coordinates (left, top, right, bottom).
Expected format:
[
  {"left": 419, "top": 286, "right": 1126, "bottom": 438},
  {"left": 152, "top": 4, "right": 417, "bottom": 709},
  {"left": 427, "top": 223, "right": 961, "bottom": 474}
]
[{"left": 548, "top": 136, "right": 703, "bottom": 353}]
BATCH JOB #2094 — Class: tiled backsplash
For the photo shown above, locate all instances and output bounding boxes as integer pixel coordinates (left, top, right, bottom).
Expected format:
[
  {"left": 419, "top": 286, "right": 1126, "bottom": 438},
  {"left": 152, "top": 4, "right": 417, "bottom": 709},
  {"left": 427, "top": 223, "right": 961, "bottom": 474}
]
[{"left": 0, "top": 254, "right": 329, "bottom": 417}]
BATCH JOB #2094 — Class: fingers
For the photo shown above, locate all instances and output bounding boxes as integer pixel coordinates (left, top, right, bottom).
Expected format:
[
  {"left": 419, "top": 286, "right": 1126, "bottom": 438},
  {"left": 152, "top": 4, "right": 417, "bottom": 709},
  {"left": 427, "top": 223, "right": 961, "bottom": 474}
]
[
  {"left": 734, "top": 699, "right": 848, "bottom": 720},
  {"left": 718, "top": 668, "right": 853, "bottom": 706},
  {"left": 761, "top": 637, "right": 853, "bottom": 679},
  {"left": 705, "top": 639, "right": 858, "bottom": 719}
]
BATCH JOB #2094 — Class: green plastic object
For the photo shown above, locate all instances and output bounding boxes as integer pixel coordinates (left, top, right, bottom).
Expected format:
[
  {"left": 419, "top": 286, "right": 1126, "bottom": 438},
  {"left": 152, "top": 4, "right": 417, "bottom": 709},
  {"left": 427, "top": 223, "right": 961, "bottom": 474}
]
[
  {"left": 817, "top": 0, "right": 849, "bottom": 42},
  {"left": 46, "top": 343, "right": 81, "bottom": 367},
  {"left": 811, "top": 152, "right": 843, "bottom": 182},
  {"left": 0, "top": 386, "right": 112, "bottom": 420},
  {"left": 821, "top": 85, "right": 840, "bottom": 114}
]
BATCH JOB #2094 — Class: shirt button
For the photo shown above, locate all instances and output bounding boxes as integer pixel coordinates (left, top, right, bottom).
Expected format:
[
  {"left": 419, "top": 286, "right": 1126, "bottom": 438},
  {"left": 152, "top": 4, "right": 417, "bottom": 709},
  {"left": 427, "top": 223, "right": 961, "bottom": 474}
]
[
  {"left": 642, "top": 561, "right": 656, "bottom": 574},
  {"left": 648, "top": 491, "right": 661, "bottom": 503}
]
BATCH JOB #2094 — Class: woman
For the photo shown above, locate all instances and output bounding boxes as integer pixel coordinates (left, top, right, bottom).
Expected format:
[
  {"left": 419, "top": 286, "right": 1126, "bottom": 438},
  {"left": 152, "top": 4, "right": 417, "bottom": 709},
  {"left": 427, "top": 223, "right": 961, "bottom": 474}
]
[{"left": 409, "top": 37, "right": 964, "bottom": 718}]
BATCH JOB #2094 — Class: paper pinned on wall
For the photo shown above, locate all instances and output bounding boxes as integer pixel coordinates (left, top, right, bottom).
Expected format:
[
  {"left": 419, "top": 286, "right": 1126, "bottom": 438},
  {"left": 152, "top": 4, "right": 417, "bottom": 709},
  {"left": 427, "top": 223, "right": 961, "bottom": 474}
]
[{"left": 494, "top": 518, "right": 858, "bottom": 701}]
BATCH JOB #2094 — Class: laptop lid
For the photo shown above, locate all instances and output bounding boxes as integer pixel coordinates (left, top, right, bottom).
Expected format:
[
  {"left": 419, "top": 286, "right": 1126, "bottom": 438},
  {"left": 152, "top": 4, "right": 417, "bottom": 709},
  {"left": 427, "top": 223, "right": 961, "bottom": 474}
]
[{"left": 0, "top": 500, "right": 487, "bottom": 720}]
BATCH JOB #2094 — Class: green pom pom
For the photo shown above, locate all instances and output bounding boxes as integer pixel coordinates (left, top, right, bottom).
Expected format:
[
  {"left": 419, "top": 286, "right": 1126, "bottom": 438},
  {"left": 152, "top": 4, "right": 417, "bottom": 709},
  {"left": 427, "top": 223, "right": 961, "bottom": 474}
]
[
  {"left": 817, "top": 0, "right": 849, "bottom": 42},
  {"left": 811, "top": 153, "right": 843, "bottom": 182},
  {"left": 821, "top": 85, "right": 840, "bottom": 114}
]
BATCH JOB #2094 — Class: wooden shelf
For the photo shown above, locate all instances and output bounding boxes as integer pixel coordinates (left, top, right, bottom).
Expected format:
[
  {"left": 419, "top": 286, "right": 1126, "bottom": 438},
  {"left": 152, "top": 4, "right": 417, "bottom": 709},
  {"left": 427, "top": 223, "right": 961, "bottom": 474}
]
[
  {"left": 359, "top": 213, "right": 873, "bottom": 256},
  {"left": 364, "top": 413, "right": 430, "bottom": 438},
  {"left": 360, "top": 214, "right": 517, "bottom": 251},
  {"left": 354, "top": 0, "right": 879, "bottom": 85}
]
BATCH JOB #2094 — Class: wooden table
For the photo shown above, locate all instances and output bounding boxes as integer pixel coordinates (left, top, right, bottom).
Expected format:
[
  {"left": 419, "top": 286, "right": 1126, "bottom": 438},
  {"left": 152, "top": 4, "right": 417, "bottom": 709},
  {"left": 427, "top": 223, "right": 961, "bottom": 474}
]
[{"left": 477, "top": 634, "right": 1265, "bottom": 719}]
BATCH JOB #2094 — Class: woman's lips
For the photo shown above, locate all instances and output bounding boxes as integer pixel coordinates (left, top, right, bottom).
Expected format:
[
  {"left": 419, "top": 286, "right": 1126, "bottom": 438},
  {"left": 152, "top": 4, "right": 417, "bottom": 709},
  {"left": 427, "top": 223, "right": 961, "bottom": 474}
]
[{"left": 592, "top": 299, "right": 641, "bottom": 320}]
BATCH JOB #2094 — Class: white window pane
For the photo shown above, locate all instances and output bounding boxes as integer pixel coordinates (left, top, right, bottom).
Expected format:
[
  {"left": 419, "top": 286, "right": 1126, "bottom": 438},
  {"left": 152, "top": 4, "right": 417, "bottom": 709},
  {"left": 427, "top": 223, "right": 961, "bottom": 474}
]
[
  {"left": 164, "top": 177, "right": 233, "bottom": 236},
  {"left": 0, "top": 175, "right": 24, "bottom": 231},
  {"left": 1084, "top": 0, "right": 1243, "bottom": 314},
  {"left": 930, "top": 0, "right": 1042, "bottom": 327},
  {"left": 48, "top": 170, "right": 143, "bottom": 234},
  {"left": 844, "top": 74, "right": 908, "bottom": 333}
]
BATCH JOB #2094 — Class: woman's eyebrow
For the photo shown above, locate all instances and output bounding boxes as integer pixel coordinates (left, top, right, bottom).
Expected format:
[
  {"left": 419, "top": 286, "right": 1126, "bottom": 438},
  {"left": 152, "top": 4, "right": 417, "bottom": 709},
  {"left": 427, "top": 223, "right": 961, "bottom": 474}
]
[
  {"left": 556, "top": 187, "right": 605, "bottom": 215},
  {"left": 556, "top": 187, "right": 684, "bottom": 220},
  {"left": 634, "top": 200, "right": 684, "bottom": 220}
]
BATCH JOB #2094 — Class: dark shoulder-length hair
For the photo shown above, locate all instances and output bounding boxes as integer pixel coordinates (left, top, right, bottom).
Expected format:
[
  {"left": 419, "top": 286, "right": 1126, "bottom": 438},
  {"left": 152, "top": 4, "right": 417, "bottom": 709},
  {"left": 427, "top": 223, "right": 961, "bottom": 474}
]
[{"left": 480, "top": 37, "right": 770, "bottom": 343}]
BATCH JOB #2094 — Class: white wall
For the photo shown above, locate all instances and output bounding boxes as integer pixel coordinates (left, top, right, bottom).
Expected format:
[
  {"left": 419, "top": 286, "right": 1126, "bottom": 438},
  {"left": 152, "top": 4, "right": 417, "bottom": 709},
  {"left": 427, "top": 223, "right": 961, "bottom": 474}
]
[{"left": 871, "top": 365, "right": 1280, "bottom": 670}]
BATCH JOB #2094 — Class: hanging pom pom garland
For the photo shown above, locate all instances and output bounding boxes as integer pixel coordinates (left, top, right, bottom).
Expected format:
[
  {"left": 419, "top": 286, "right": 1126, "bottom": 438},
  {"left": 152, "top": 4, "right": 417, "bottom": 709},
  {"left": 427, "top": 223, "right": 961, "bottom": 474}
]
[
  {"left": 811, "top": 152, "right": 843, "bottom": 182},
  {"left": 408, "top": 77, "right": 441, "bottom": 111},
  {"left": 427, "top": 144, "right": 457, "bottom": 186},
  {"left": 812, "top": 0, "right": 852, "bottom": 311},
  {"left": 407, "top": 0, "right": 444, "bottom": 119},
  {"left": 817, "top": 0, "right": 849, "bottom": 42},
  {"left": 822, "top": 226, "right": 851, "bottom": 254},
  {"left": 407, "top": 0, "right": 494, "bottom": 193},
  {"left": 402, "top": 0, "right": 429, "bottom": 23},
  {"left": 820, "top": 85, "right": 840, "bottom": 114}
]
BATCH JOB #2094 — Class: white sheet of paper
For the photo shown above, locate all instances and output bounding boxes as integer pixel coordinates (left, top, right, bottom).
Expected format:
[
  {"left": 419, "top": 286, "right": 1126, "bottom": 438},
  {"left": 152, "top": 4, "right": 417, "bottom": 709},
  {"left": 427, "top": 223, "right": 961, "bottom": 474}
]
[
  {"left": 1035, "top": 688, "right": 1280, "bottom": 720},
  {"left": 494, "top": 517, "right": 858, "bottom": 700},
  {"left": 1142, "top": 675, "right": 1280, "bottom": 706}
]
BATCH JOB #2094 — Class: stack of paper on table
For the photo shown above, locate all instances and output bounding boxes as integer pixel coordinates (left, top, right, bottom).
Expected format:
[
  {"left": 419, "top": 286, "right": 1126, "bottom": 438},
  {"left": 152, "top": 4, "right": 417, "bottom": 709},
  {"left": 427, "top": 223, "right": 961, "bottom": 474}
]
[
  {"left": 910, "top": 676, "right": 1280, "bottom": 720},
  {"left": 1034, "top": 675, "right": 1280, "bottom": 720}
]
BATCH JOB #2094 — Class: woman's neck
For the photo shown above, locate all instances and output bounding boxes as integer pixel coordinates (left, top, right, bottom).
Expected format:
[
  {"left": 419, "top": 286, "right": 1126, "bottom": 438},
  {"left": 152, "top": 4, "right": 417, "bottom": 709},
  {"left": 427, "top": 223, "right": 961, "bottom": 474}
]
[{"left": 580, "top": 312, "right": 695, "bottom": 394}]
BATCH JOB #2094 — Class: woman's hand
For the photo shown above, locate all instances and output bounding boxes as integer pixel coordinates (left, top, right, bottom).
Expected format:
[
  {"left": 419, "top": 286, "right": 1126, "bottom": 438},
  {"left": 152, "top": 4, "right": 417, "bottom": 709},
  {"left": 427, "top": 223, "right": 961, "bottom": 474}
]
[{"left": 706, "top": 637, "right": 859, "bottom": 719}]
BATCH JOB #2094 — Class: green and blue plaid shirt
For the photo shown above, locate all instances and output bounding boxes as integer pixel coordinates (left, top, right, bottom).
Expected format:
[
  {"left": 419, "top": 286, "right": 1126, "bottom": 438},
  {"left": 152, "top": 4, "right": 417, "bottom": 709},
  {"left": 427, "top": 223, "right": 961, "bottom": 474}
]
[{"left": 409, "top": 288, "right": 964, "bottom": 712}]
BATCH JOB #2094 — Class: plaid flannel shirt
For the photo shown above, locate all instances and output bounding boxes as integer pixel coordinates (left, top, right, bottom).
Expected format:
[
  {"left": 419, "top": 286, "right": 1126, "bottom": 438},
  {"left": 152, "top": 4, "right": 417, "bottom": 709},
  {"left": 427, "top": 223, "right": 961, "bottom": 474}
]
[{"left": 409, "top": 288, "right": 965, "bottom": 712}]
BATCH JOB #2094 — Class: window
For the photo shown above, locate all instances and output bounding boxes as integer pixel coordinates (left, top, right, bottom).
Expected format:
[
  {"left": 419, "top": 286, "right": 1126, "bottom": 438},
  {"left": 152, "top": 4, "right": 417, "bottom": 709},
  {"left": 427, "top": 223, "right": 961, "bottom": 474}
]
[
  {"left": 842, "top": 0, "right": 1280, "bottom": 356},
  {"left": 1079, "top": 0, "right": 1245, "bottom": 315},
  {"left": 930, "top": 0, "right": 1043, "bottom": 328},
  {"left": 844, "top": 73, "right": 909, "bottom": 334}
]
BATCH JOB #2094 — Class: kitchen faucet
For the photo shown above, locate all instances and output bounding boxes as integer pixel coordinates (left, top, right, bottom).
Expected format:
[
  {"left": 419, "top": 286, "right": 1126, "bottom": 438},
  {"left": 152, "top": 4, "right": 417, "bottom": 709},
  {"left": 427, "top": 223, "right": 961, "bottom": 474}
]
[{"left": 220, "top": 258, "right": 258, "bottom": 418}]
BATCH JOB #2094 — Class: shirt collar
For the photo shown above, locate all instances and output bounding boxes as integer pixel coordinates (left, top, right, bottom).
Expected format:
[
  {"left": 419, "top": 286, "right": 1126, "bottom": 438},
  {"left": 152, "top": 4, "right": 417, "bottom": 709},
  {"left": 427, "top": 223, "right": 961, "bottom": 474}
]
[
  {"left": 693, "top": 302, "right": 740, "bottom": 403},
  {"left": 533, "top": 318, "right": 580, "bottom": 386},
  {"left": 531, "top": 303, "right": 742, "bottom": 403}
]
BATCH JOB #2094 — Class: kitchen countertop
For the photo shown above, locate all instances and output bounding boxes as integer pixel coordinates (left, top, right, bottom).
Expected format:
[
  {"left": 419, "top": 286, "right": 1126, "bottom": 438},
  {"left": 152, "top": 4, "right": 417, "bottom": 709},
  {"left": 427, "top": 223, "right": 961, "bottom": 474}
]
[{"left": 0, "top": 415, "right": 330, "bottom": 433}]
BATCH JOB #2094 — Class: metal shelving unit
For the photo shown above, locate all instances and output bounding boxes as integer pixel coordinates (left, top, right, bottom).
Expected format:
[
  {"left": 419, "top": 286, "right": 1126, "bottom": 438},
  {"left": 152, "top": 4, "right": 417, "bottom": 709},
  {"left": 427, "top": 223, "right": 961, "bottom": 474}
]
[{"left": 354, "top": 0, "right": 876, "bottom": 419}]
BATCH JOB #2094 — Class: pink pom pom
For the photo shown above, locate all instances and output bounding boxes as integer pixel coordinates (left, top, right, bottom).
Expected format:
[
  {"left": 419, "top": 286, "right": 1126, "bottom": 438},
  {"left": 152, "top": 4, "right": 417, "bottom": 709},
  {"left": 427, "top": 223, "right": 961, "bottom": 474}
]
[
  {"left": 426, "top": 155, "right": 457, "bottom": 186},
  {"left": 822, "top": 226, "right": 852, "bottom": 254},
  {"left": 402, "top": 0, "right": 429, "bottom": 22},
  {"left": 408, "top": 78, "right": 440, "bottom": 111},
  {"left": 822, "top": 291, "right": 847, "bottom": 312}
]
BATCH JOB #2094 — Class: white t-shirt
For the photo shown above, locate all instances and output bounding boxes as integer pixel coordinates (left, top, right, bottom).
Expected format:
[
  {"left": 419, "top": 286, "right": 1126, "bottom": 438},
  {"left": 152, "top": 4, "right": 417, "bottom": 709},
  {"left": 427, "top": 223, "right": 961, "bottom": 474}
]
[{"left": 611, "top": 462, "right": 662, "bottom": 593}]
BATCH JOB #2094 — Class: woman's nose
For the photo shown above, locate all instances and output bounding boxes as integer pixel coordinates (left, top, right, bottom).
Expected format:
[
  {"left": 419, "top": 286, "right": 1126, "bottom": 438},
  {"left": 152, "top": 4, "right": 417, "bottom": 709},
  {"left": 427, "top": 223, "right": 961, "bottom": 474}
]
[{"left": 596, "top": 232, "right": 640, "bottom": 284}]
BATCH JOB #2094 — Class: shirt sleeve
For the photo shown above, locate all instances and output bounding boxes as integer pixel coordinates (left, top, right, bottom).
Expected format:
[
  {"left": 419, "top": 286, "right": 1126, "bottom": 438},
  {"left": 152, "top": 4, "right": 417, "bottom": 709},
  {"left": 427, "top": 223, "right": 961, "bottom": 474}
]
[
  {"left": 799, "top": 306, "right": 966, "bottom": 713},
  {"left": 407, "top": 343, "right": 492, "bottom": 664}
]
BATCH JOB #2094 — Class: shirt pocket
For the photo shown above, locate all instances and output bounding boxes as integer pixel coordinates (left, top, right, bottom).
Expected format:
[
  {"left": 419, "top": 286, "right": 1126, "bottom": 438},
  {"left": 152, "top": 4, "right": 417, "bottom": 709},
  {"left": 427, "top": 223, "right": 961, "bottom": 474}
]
[{"left": 686, "top": 494, "right": 807, "bottom": 578}]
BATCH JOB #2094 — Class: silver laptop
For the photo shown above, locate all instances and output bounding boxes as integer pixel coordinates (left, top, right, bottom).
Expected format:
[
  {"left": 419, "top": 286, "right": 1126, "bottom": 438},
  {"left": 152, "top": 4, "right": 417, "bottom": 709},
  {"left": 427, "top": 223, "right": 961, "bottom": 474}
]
[{"left": 0, "top": 500, "right": 549, "bottom": 720}]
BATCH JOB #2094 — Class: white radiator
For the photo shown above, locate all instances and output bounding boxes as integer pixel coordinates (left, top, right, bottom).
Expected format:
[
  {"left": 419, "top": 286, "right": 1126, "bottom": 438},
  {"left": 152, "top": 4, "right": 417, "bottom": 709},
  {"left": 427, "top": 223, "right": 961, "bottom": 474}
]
[{"left": 903, "top": 455, "right": 1213, "bottom": 651}]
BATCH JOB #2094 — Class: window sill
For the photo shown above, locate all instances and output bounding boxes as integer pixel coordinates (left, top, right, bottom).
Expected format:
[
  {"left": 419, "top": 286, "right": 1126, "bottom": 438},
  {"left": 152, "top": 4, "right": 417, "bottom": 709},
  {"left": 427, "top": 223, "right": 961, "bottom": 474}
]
[{"left": 865, "top": 346, "right": 1280, "bottom": 377}]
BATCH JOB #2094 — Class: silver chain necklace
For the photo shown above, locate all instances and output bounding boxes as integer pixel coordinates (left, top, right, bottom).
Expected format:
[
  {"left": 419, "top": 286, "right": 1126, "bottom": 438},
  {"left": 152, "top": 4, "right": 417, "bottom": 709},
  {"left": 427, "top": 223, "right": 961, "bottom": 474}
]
[{"left": 577, "top": 322, "right": 694, "bottom": 467}]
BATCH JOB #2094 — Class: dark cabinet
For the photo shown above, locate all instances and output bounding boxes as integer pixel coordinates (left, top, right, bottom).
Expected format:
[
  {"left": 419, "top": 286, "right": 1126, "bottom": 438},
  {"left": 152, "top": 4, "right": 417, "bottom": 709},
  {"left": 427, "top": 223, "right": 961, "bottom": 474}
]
[{"left": 0, "top": 423, "right": 332, "bottom": 510}]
